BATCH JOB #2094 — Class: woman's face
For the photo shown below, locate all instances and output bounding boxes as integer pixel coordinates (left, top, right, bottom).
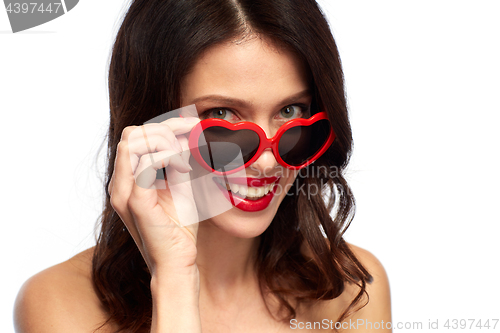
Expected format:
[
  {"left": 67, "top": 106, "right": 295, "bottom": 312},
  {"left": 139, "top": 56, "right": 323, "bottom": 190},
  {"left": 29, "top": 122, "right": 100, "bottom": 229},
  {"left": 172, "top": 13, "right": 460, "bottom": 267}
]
[{"left": 181, "top": 36, "right": 311, "bottom": 238}]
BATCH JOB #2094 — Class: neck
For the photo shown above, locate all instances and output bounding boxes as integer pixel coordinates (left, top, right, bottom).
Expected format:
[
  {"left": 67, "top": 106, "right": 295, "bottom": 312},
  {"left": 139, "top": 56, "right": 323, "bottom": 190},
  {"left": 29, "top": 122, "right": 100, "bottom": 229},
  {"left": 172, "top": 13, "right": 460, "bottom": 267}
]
[{"left": 195, "top": 221, "right": 261, "bottom": 302}]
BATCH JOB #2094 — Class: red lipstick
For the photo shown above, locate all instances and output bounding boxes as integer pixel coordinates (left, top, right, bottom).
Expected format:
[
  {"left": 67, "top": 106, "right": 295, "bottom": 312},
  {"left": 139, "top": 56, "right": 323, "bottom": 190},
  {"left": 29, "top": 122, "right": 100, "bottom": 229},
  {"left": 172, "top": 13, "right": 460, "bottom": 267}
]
[
  {"left": 215, "top": 176, "right": 279, "bottom": 187},
  {"left": 213, "top": 177, "right": 280, "bottom": 212}
]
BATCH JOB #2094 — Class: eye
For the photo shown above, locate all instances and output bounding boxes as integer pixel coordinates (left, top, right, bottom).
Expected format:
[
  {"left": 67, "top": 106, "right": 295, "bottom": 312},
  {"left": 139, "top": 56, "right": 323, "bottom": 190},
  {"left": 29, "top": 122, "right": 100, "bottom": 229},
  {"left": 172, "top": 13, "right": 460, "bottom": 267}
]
[
  {"left": 205, "top": 108, "right": 235, "bottom": 120},
  {"left": 279, "top": 105, "right": 305, "bottom": 119},
  {"left": 212, "top": 109, "right": 227, "bottom": 119}
]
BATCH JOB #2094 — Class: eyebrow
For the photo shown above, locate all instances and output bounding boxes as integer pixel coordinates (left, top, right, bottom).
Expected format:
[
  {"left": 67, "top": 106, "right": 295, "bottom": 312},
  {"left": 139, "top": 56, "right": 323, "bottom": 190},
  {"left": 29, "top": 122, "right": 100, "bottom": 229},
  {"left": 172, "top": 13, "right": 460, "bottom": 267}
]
[{"left": 189, "top": 89, "right": 311, "bottom": 109}]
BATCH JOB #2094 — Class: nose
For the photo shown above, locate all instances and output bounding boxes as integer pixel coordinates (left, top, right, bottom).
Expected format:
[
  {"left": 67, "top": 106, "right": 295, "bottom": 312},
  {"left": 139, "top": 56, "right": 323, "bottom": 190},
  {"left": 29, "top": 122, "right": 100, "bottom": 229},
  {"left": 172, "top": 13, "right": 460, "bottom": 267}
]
[
  {"left": 249, "top": 148, "right": 279, "bottom": 175},
  {"left": 248, "top": 123, "right": 280, "bottom": 176}
]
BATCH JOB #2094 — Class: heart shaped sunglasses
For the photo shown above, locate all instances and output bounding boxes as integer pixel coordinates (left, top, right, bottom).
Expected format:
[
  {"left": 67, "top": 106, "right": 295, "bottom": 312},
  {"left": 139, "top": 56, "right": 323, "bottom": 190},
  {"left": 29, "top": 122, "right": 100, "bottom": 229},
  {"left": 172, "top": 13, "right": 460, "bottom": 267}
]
[{"left": 188, "top": 112, "right": 335, "bottom": 175}]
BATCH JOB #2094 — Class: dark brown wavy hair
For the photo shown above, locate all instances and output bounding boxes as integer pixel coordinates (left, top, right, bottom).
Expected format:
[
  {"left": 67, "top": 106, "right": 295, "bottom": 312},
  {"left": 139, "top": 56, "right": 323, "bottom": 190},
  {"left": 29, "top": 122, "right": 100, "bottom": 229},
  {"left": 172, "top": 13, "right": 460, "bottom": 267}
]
[{"left": 92, "top": 0, "right": 372, "bottom": 331}]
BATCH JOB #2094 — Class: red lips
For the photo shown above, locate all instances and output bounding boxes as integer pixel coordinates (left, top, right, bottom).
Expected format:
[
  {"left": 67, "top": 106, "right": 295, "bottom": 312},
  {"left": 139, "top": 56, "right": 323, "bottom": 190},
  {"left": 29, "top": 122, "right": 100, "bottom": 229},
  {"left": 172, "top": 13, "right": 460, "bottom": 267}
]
[
  {"left": 213, "top": 178, "right": 279, "bottom": 212},
  {"left": 214, "top": 176, "right": 280, "bottom": 187},
  {"left": 212, "top": 176, "right": 281, "bottom": 212}
]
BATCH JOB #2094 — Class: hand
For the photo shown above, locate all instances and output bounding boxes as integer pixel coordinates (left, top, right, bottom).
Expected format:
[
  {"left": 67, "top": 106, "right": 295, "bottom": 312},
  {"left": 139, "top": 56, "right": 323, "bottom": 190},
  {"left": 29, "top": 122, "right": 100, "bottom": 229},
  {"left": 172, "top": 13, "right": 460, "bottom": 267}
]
[{"left": 108, "top": 116, "right": 200, "bottom": 276}]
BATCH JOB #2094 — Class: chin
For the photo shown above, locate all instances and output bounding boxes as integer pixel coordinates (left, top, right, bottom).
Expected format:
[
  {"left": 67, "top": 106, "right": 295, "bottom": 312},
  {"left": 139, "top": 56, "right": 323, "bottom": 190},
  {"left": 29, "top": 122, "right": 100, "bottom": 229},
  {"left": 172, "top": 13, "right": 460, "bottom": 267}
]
[{"left": 204, "top": 201, "right": 280, "bottom": 238}]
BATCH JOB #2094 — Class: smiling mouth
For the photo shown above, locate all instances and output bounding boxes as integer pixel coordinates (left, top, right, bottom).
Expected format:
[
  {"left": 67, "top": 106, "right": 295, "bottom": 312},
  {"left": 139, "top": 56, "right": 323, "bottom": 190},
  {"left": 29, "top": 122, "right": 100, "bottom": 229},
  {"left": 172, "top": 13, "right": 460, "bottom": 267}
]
[{"left": 213, "top": 177, "right": 278, "bottom": 201}]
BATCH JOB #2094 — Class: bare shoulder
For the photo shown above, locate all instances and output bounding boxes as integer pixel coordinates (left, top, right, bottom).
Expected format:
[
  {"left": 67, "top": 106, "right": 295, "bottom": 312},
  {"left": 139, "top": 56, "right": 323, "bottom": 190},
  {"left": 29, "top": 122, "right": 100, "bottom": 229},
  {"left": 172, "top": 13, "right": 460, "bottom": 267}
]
[
  {"left": 348, "top": 243, "right": 390, "bottom": 290},
  {"left": 303, "top": 243, "right": 391, "bottom": 332},
  {"left": 339, "top": 243, "right": 392, "bottom": 331},
  {"left": 14, "top": 247, "right": 114, "bottom": 333},
  {"left": 347, "top": 243, "right": 391, "bottom": 310}
]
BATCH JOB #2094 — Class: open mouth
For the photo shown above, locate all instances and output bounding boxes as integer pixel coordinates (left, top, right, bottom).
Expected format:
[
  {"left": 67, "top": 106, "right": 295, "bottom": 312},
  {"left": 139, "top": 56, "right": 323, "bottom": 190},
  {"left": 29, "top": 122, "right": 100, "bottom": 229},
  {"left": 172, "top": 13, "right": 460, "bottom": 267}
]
[
  {"left": 213, "top": 177, "right": 277, "bottom": 200},
  {"left": 212, "top": 176, "right": 281, "bottom": 212}
]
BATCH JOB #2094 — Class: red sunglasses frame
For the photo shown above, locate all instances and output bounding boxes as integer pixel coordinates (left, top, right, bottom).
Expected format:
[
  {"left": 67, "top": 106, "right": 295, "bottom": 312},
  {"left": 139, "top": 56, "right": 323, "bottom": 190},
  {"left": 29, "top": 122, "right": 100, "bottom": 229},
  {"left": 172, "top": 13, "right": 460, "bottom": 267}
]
[{"left": 188, "top": 111, "right": 336, "bottom": 175}]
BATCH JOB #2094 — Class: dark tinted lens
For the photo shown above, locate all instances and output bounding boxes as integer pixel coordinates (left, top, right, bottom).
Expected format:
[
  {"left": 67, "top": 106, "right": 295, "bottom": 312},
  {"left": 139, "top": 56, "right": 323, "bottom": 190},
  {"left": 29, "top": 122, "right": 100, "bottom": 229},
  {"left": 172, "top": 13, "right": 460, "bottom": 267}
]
[
  {"left": 279, "top": 119, "right": 331, "bottom": 166},
  {"left": 198, "top": 126, "right": 260, "bottom": 172}
]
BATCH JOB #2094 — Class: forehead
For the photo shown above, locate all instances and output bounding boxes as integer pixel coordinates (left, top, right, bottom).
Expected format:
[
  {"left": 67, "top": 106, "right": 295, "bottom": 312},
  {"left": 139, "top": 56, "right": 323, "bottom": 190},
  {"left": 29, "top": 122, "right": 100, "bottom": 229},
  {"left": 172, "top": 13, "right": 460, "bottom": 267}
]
[{"left": 180, "top": 36, "right": 310, "bottom": 107}]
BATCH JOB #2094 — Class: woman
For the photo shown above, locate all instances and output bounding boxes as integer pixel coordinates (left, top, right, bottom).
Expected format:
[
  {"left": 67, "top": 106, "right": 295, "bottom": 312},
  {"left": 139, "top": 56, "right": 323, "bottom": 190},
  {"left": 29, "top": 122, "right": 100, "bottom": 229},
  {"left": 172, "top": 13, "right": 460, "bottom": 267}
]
[{"left": 14, "top": 0, "right": 391, "bottom": 332}]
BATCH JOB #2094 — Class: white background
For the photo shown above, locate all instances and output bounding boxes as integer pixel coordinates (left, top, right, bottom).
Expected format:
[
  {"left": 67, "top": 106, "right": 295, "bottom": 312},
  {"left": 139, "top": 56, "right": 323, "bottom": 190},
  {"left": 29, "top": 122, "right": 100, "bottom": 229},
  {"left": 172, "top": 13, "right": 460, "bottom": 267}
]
[{"left": 1, "top": 1, "right": 499, "bottom": 332}]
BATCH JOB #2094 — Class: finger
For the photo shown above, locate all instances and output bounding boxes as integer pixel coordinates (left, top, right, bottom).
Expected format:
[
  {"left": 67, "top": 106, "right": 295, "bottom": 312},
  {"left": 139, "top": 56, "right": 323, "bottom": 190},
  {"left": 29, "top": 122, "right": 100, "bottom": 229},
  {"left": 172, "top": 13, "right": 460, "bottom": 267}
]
[
  {"left": 126, "top": 127, "right": 178, "bottom": 173},
  {"left": 177, "top": 134, "right": 191, "bottom": 166},
  {"left": 126, "top": 118, "right": 199, "bottom": 171},
  {"left": 110, "top": 140, "right": 135, "bottom": 211},
  {"left": 108, "top": 163, "right": 115, "bottom": 196},
  {"left": 135, "top": 151, "right": 191, "bottom": 189},
  {"left": 127, "top": 124, "right": 180, "bottom": 152},
  {"left": 132, "top": 118, "right": 199, "bottom": 141},
  {"left": 161, "top": 117, "right": 200, "bottom": 136},
  {"left": 120, "top": 125, "right": 138, "bottom": 141},
  {"left": 107, "top": 140, "right": 140, "bottom": 245},
  {"left": 133, "top": 117, "right": 199, "bottom": 142}
]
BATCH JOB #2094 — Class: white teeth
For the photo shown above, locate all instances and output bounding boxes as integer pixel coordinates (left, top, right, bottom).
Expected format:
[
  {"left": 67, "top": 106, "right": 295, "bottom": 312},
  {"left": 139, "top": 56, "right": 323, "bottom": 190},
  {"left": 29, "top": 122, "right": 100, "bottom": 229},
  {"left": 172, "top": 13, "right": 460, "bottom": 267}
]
[
  {"left": 230, "top": 183, "right": 240, "bottom": 193},
  {"left": 255, "top": 187, "right": 266, "bottom": 197},
  {"left": 239, "top": 185, "right": 248, "bottom": 196},
  {"left": 247, "top": 187, "right": 257, "bottom": 197},
  {"left": 214, "top": 178, "right": 277, "bottom": 199},
  {"left": 264, "top": 184, "right": 272, "bottom": 195}
]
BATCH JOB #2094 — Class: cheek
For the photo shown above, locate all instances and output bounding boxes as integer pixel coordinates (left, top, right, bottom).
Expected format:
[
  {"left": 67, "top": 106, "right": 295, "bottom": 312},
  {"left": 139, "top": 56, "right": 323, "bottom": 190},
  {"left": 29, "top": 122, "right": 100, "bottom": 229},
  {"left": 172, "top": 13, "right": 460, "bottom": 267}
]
[
  {"left": 287, "top": 169, "right": 300, "bottom": 184},
  {"left": 276, "top": 169, "right": 299, "bottom": 198}
]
